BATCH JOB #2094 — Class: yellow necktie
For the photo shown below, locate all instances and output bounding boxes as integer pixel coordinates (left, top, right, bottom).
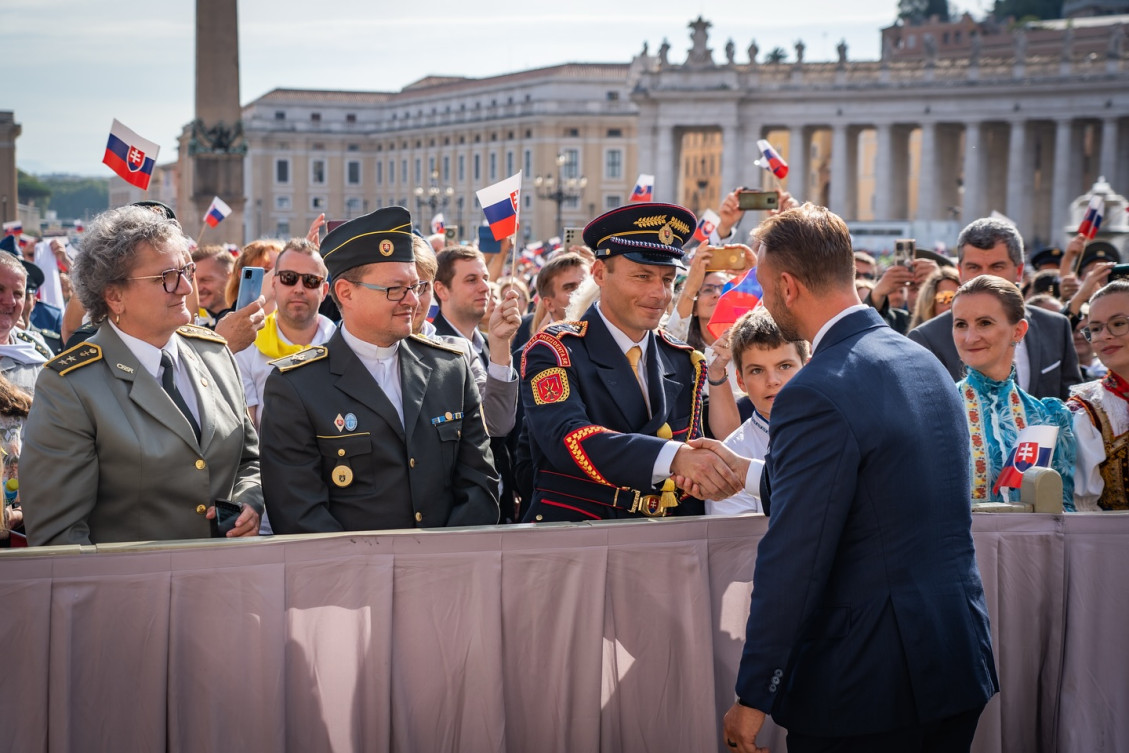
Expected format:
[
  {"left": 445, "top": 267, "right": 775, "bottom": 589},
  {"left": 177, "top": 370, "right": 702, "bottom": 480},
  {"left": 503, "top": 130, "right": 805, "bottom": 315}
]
[{"left": 626, "top": 345, "right": 645, "bottom": 396}]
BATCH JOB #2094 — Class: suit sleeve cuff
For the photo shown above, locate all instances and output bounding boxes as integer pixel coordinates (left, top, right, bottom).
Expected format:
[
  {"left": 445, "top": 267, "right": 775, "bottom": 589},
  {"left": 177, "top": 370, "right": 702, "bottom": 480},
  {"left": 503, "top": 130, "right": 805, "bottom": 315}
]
[
  {"left": 652, "top": 441, "right": 683, "bottom": 486},
  {"left": 746, "top": 458, "right": 764, "bottom": 494},
  {"left": 487, "top": 361, "right": 516, "bottom": 382}
]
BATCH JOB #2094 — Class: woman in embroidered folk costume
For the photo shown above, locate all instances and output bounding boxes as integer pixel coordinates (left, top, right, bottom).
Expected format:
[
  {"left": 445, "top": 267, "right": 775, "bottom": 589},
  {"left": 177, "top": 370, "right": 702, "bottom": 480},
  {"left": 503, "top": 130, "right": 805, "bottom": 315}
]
[
  {"left": 1068, "top": 280, "right": 1129, "bottom": 510},
  {"left": 20, "top": 205, "right": 263, "bottom": 545},
  {"left": 951, "top": 275, "right": 1076, "bottom": 509}
]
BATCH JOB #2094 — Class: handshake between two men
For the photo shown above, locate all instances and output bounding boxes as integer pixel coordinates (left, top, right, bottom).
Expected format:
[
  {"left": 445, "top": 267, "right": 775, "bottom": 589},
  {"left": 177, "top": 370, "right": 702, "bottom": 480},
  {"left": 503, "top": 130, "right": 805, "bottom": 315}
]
[{"left": 670, "top": 438, "right": 752, "bottom": 501}]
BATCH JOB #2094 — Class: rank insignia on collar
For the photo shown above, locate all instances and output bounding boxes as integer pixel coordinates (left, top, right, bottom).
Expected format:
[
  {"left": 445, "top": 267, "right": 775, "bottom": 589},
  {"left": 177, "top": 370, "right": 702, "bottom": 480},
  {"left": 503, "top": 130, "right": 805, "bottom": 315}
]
[{"left": 531, "top": 367, "right": 570, "bottom": 405}]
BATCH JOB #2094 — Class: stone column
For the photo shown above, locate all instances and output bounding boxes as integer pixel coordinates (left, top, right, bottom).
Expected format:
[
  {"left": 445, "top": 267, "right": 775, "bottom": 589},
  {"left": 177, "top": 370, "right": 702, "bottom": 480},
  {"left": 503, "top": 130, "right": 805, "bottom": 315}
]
[
  {"left": 873, "top": 123, "right": 893, "bottom": 220},
  {"left": 917, "top": 122, "right": 937, "bottom": 221},
  {"left": 788, "top": 124, "right": 808, "bottom": 202},
  {"left": 1050, "top": 119, "right": 1073, "bottom": 246},
  {"left": 721, "top": 120, "right": 742, "bottom": 198},
  {"left": 961, "top": 121, "right": 983, "bottom": 224},
  {"left": 830, "top": 124, "right": 849, "bottom": 216},
  {"left": 890, "top": 126, "right": 911, "bottom": 220},
  {"left": 0, "top": 112, "right": 20, "bottom": 224},
  {"left": 655, "top": 124, "right": 677, "bottom": 204},
  {"left": 1006, "top": 120, "right": 1030, "bottom": 239},
  {"left": 1100, "top": 117, "right": 1119, "bottom": 186}
]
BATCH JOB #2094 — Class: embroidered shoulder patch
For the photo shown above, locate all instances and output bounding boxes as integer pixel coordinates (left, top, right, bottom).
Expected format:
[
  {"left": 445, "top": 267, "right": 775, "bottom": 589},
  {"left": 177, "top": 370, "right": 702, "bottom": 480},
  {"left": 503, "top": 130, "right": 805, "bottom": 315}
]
[
  {"left": 531, "top": 367, "right": 570, "bottom": 405},
  {"left": 46, "top": 342, "right": 103, "bottom": 375},
  {"left": 176, "top": 323, "right": 227, "bottom": 344},
  {"left": 271, "top": 345, "right": 329, "bottom": 372}
]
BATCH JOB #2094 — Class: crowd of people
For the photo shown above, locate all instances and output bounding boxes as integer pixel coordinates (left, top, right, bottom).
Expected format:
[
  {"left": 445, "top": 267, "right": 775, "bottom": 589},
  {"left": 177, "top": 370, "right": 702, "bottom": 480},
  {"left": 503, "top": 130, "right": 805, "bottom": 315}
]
[{"left": 0, "top": 188, "right": 1125, "bottom": 546}]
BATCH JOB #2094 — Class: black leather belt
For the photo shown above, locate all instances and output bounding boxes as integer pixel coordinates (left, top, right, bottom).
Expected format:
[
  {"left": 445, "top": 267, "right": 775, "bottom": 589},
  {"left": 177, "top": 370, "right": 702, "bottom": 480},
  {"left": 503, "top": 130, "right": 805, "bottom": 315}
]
[{"left": 535, "top": 470, "right": 669, "bottom": 517}]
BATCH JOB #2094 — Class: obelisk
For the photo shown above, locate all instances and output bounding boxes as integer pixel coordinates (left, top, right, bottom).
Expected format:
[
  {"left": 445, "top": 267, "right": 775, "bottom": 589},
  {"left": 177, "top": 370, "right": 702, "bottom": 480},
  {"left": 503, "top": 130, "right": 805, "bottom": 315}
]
[{"left": 181, "top": 0, "right": 246, "bottom": 244}]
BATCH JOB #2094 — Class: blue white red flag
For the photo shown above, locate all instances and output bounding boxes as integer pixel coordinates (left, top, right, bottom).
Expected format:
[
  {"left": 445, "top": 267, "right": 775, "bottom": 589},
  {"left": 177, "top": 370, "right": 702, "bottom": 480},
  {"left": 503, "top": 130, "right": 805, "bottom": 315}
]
[
  {"left": 74, "top": 220, "right": 84, "bottom": 233},
  {"left": 992, "top": 425, "right": 1058, "bottom": 495},
  {"left": 629, "top": 174, "right": 654, "bottom": 203},
  {"left": 756, "top": 139, "right": 789, "bottom": 180},
  {"left": 692, "top": 209, "right": 721, "bottom": 243},
  {"left": 3, "top": 221, "right": 22, "bottom": 236},
  {"left": 522, "top": 241, "right": 546, "bottom": 266},
  {"left": 476, "top": 171, "right": 522, "bottom": 241},
  {"left": 430, "top": 213, "right": 446, "bottom": 235},
  {"left": 1078, "top": 195, "right": 1104, "bottom": 240},
  {"left": 547, "top": 236, "right": 562, "bottom": 252},
  {"left": 707, "top": 269, "right": 763, "bottom": 338},
  {"left": 17, "top": 235, "right": 31, "bottom": 250},
  {"left": 204, "top": 196, "right": 232, "bottom": 228},
  {"left": 103, "top": 119, "right": 159, "bottom": 190}
]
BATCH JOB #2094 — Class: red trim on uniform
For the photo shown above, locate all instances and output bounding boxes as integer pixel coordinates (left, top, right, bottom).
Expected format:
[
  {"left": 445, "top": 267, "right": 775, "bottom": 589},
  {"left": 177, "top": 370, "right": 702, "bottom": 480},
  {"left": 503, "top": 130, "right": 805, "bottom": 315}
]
[
  {"left": 564, "top": 425, "right": 614, "bottom": 484},
  {"left": 521, "top": 332, "right": 571, "bottom": 379},
  {"left": 540, "top": 499, "right": 602, "bottom": 520}
]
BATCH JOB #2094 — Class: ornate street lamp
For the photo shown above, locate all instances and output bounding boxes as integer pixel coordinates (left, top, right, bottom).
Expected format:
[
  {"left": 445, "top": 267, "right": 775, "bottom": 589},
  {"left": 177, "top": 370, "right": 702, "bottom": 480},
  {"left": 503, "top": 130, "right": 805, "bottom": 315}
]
[
  {"left": 414, "top": 170, "right": 454, "bottom": 228},
  {"left": 534, "top": 154, "right": 587, "bottom": 238}
]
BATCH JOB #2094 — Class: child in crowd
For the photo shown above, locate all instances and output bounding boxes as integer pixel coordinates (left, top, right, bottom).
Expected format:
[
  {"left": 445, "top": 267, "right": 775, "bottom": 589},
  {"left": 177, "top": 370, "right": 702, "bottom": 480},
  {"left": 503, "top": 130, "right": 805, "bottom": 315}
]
[{"left": 707, "top": 307, "right": 809, "bottom": 515}]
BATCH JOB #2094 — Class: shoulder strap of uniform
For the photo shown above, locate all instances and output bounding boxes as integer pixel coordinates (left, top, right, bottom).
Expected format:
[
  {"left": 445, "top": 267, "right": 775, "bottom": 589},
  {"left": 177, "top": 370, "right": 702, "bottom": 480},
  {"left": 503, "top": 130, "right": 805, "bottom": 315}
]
[
  {"left": 544, "top": 320, "right": 588, "bottom": 339},
  {"left": 176, "top": 323, "right": 227, "bottom": 345},
  {"left": 657, "top": 328, "right": 694, "bottom": 352},
  {"left": 270, "top": 345, "right": 328, "bottom": 372},
  {"left": 46, "top": 342, "right": 103, "bottom": 376},
  {"left": 15, "top": 329, "right": 52, "bottom": 360},
  {"left": 409, "top": 333, "right": 465, "bottom": 356}
]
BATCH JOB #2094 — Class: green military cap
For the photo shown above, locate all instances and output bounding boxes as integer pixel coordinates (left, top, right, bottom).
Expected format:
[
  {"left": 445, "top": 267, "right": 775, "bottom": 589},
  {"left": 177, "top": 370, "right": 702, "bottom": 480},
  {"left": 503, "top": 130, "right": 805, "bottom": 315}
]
[{"left": 321, "top": 206, "right": 416, "bottom": 279}]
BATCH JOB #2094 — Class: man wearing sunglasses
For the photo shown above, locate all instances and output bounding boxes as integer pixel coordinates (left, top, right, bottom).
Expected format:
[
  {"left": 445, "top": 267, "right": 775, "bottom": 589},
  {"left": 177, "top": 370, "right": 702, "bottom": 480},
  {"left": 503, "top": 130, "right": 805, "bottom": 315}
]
[
  {"left": 234, "top": 238, "right": 336, "bottom": 429},
  {"left": 259, "top": 207, "right": 499, "bottom": 533}
]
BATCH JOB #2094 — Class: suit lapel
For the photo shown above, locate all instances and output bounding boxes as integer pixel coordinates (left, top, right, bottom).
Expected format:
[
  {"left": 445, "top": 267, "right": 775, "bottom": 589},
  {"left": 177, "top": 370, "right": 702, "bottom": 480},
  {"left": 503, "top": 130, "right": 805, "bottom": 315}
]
[
  {"left": 329, "top": 330, "right": 406, "bottom": 441},
  {"left": 175, "top": 335, "right": 217, "bottom": 451},
  {"left": 398, "top": 339, "right": 432, "bottom": 443},
  {"left": 586, "top": 310, "right": 650, "bottom": 428},
  {"left": 96, "top": 326, "right": 199, "bottom": 450}
]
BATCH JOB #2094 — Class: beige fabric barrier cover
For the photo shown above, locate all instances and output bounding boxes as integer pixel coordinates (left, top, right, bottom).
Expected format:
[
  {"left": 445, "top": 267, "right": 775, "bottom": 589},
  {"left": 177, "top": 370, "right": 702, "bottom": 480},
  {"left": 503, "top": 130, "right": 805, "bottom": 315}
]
[{"left": 1, "top": 513, "right": 1125, "bottom": 753}]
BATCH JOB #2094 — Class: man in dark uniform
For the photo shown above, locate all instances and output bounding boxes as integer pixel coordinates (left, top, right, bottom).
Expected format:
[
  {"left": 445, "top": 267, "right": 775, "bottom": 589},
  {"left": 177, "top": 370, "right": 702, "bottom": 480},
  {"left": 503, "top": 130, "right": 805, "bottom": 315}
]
[
  {"left": 520, "top": 203, "right": 744, "bottom": 522},
  {"left": 259, "top": 206, "right": 499, "bottom": 533}
]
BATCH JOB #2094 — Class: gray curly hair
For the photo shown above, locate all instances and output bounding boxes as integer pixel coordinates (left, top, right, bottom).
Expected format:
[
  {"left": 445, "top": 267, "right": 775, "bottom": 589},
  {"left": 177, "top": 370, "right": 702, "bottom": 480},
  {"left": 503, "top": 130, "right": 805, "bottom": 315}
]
[{"left": 72, "top": 205, "right": 189, "bottom": 324}]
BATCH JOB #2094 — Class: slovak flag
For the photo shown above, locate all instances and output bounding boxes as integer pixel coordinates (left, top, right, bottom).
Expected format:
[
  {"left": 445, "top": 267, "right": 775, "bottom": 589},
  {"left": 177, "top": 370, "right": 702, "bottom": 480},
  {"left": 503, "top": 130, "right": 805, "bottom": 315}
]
[
  {"left": 204, "top": 196, "right": 233, "bottom": 227},
  {"left": 430, "top": 213, "right": 446, "bottom": 235},
  {"left": 547, "top": 236, "right": 562, "bottom": 252},
  {"left": 707, "top": 269, "right": 763, "bottom": 339},
  {"left": 992, "top": 425, "right": 1059, "bottom": 495},
  {"left": 74, "top": 220, "right": 84, "bottom": 233},
  {"left": 693, "top": 209, "right": 721, "bottom": 243},
  {"left": 1078, "top": 195, "right": 1104, "bottom": 240},
  {"left": 756, "top": 139, "right": 789, "bottom": 180},
  {"left": 476, "top": 171, "right": 522, "bottom": 241},
  {"left": 17, "top": 235, "right": 31, "bottom": 250},
  {"left": 629, "top": 174, "right": 655, "bottom": 203},
  {"left": 103, "top": 119, "right": 159, "bottom": 190},
  {"left": 523, "top": 241, "right": 546, "bottom": 266},
  {"left": 2, "top": 221, "right": 21, "bottom": 236}
]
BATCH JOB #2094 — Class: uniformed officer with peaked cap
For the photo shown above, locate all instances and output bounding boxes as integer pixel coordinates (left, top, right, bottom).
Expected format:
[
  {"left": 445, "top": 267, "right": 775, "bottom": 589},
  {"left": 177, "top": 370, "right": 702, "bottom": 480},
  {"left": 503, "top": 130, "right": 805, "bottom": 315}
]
[
  {"left": 520, "top": 202, "right": 742, "bottom": 522},
  {"left": 259, "top": 206, "right": 499, "bottom": 533}
]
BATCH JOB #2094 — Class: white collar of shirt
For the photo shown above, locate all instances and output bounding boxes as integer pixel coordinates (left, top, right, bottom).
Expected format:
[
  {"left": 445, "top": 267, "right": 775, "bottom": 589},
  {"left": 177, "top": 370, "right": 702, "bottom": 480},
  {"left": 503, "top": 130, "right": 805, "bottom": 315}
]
[
  {"left": 340, "top": 324, "right": 400, "bottom": 362},
  {"left": 421, "top": 319, "right": 437, "bottom": 338},
  {"left": 811, "top": 303, "right": 870, "bottom": 354},
  {"left": 596, "top": 302, "right": 650, "bottom": 359},
  {"left": 108, "top": 319, "right": 179, "bottom": 380}
]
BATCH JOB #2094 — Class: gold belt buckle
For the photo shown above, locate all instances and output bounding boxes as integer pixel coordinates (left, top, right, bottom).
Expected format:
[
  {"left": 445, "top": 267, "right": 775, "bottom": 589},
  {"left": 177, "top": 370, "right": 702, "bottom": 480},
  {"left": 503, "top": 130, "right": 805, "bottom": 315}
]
[
  {"left": 617, "top": 486, "right": 641, "bottom": 512},
  {"left": 638, "top": 494, "right": 666, "bottom": 517}
]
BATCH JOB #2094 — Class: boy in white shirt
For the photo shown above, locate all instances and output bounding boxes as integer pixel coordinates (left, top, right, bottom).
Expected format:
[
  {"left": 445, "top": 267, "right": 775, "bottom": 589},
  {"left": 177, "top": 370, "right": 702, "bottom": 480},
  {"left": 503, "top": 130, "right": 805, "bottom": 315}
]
[{"left": 706, "top": 308, "right": 808, "bottom": 515}]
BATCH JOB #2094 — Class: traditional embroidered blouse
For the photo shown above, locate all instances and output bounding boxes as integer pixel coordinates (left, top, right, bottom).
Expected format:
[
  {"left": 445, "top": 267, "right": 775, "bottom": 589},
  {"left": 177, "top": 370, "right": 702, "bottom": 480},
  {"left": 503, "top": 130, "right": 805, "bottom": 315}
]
[
  {"left": 957, "top": 367, "right": 1076, "bottom": 510},
  {"left": 1068, "top": 371, "right": 1129, "bottom": 511}
]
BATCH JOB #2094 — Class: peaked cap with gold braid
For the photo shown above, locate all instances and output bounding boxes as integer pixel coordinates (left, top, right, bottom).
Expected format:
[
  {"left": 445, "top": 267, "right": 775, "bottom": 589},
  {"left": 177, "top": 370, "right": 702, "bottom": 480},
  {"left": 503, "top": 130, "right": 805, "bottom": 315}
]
[
  {"left": 582, "top": 202, "right": 696, "bottom": 269},
  {"left": 321, "top": 206, "right": 417, "bottom": 279}
]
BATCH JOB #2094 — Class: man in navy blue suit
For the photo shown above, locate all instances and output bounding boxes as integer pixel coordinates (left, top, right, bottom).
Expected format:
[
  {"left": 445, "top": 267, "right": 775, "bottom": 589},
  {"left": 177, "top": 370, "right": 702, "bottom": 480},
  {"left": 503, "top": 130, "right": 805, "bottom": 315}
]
[
  {"left": 699, "top": 204, "right": 997, "bottom": 752},
  {"left": 520, "top": 202, "right": 743, "bottom": 522}
]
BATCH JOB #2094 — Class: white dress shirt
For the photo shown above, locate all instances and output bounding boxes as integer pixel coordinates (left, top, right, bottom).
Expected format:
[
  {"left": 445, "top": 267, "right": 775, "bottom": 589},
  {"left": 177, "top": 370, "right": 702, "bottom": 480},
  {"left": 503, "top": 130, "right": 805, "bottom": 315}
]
[
  {"left": 341, "top": 325, "right": 403, "bottom": 426},
  {"left": 109, "top": 319, "right": 201, "bottom": 427},
  {"left": 708, "top": 410, "right": 769, "bottom": 516}
]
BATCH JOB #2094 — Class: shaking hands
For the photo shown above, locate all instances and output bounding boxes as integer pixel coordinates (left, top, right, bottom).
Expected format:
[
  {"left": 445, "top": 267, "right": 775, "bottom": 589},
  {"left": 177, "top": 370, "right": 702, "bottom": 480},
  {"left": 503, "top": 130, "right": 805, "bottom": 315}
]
[{"left": 670, "top": 437, "right": 752, "bottom": 500}]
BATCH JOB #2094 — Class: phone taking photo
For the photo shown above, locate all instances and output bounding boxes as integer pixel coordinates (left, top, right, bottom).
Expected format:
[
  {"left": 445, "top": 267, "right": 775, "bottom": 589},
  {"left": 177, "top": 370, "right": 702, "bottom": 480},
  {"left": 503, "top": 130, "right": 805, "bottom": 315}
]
[{"left": 235, "top": 267, "right": 264, "bottom": 310}]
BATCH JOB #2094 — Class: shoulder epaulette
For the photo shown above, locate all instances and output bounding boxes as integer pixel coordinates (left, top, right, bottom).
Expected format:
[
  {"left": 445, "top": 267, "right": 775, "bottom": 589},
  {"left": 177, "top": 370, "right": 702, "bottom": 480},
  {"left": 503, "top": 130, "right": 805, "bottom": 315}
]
[
  {"left": 46, "top": 342, "right": 103, "bottom": 376},
  {"left": 270, "top": 345, "right": 328, "bottom": 372},
  {"left": 176, "top": 323, "right": 227, "bottom": 345},
  {"left": 15, "top": 329, "right": 52, "bottom": 361},
  {"left": 410, "top": 333, "right": 465, "bottom": 356},
  {"left": 544, "top": 320, "right": 588, "bottom": 338},
  {"left": 657, "top": 328, "right": 694, "bottom": 352}
]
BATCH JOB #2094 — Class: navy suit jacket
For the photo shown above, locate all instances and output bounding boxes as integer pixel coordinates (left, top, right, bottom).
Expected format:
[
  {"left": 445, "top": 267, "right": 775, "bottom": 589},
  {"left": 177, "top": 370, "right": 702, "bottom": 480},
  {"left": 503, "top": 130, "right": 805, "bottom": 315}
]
[
  {"left": 738, "top": 307, "right": 998, "bottom": 737},
  {"left": 520, "top": 304, "right": 705, "bottom": 521},
  {"left": 908, "top": 305, "right": 1081, "bottom": 400}
]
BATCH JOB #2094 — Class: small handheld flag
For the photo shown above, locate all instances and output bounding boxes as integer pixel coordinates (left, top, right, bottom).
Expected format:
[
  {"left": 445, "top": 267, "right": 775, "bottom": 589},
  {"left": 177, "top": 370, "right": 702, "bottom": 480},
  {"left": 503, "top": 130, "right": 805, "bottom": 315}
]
[
  {"left": 204, "top": 196, "right": 232, "bottom": 228},
  {"left": 992, "top": 425, "right": 1059, "bottom": 495},
  {"left": 430, "top": 213, "right": 446, "bottom": 235},
  {"left": 707, "top": 269, "right": 763, "bottom": 339},
  {"left": 629, "top": 174, "right": 655, "bottom": 203},
  {"left": 1078, "top": 195, "right": 1104, "bottom": 240},
  {"left": 2, "top": 221, "right": 22, "bottom": 237},
  {"left": 74, "top": 220, "right": 84, "bottom": 233},
  {"left": 476, "top": 171, "right": 522, "bottom": 241},
  {"left": 756, "top": 140, "right": 789, "bottom": 180},
  {"left": 103, "top": 119, "right": 159, "bottom": 190},
  {"left": 692, "top": 209, "right": 721, "bottom": 243}
]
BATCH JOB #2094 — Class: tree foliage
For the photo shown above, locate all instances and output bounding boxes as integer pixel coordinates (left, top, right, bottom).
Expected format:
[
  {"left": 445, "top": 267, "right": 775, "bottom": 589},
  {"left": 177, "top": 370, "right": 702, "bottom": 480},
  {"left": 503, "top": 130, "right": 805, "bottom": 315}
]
[
  {"left": 991, "top": 0, "right": 1063, "bottom": 20},
  {"left": 17, "top": 170, "right": 51, "bottom": 204},
  {"left": 17, "top": 173, "right": 109, "bottom": 220},
  {"left": 898, "top": 0, "right": 952, "bottom": 23}
]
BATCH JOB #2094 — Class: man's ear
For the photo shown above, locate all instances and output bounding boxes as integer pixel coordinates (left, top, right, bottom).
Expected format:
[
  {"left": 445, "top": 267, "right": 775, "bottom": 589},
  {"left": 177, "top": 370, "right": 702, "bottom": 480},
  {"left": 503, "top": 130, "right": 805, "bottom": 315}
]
[
  {"left": 433, "top": 280, "right": 450, "bottom": 304},
  {"left": 779, "top": 271, "right": 801, "bottom": 307}
]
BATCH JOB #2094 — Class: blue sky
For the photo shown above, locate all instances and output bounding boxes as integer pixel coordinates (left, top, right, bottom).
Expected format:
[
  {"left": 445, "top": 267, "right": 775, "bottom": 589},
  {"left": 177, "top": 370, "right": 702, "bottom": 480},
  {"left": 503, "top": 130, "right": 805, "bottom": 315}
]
[{"left": 3, "top": 0, "right": 988, "bottom": 175}]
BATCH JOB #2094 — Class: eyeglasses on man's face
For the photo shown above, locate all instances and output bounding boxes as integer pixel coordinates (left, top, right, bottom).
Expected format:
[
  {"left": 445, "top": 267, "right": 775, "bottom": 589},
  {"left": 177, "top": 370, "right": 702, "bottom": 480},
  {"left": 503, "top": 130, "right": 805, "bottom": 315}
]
[
  {"left": 127, "top": 262, "right": 196, "bottom": 293},
  {"left": 351, "top": 279, "right": 430, "bottom": 302},
  {"left": 1082, "top": 315, "right": 1129, "bottom": 342},
  {"left": 276, "top": 270, "right": 325, "bottom": 289}
]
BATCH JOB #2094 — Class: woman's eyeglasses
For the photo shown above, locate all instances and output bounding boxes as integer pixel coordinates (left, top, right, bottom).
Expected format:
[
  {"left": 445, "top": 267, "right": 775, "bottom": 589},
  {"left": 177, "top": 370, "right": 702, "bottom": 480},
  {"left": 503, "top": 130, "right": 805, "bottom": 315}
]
[
  {"left": 127, "top": 263, "right": 196, "bottom": 293},
  {"left": 698, "top": 283, "right": 725, "bottom": 296},
  {"left": 277, "top": 270, "right": 326, "bottom": 289},
  {"left": 1082, "top": 316, "right": 1129, "bottom": 342}
]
